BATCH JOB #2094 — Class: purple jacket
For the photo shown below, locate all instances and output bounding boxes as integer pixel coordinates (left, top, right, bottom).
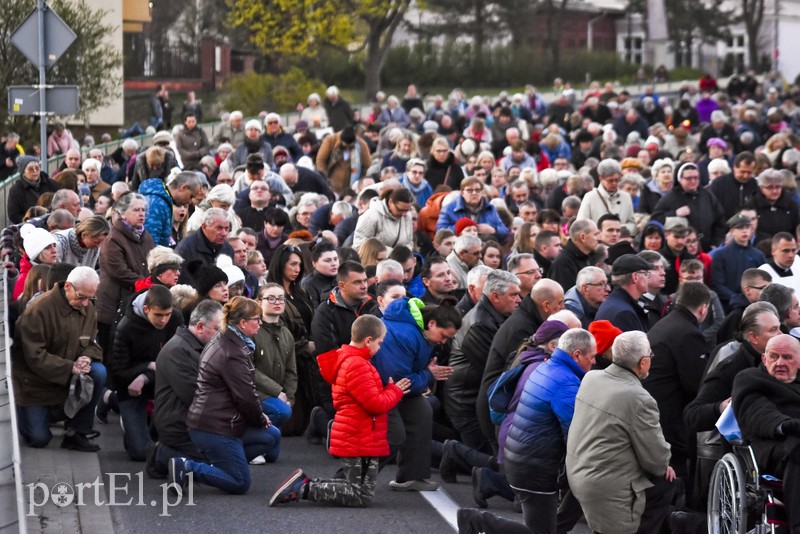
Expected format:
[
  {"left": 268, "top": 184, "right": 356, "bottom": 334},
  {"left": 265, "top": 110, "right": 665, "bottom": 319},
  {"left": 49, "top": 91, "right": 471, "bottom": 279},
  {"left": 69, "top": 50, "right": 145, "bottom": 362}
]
[{"left": 497, "top": 346, "right": 548, "bottom": 464}]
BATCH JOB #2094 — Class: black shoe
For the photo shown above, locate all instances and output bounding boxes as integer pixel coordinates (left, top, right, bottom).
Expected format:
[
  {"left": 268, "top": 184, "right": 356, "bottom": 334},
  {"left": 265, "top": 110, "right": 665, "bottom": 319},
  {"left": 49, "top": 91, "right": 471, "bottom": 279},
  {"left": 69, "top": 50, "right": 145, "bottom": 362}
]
[
  {"left": 146, "top": 442, "right": 168, "bottom": 479},
  {"left": 439, "top": 440, "right": 458, "bottom": 483},
  {"left": 456, "top": 508, "right": 483, "bottom": 534},
  {"left": 95, "top": 395, "right": 110, "bottom": 424},
  {"left": 306, "top": 406, "right": 325, "bottom": 445},
  {"left": 471, "top": 467, "right": 488, "bottom": 508},
  {"left": 61, "top": 432, "right": 100, "bottom": 452}
]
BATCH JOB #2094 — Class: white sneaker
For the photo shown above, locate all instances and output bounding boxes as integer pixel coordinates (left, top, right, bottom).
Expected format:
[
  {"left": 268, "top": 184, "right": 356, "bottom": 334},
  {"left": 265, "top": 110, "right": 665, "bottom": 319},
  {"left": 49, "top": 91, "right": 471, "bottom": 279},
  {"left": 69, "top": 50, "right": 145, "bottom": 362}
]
[{"left": 249, "top": 455, "right": 266, "bottom": 465}]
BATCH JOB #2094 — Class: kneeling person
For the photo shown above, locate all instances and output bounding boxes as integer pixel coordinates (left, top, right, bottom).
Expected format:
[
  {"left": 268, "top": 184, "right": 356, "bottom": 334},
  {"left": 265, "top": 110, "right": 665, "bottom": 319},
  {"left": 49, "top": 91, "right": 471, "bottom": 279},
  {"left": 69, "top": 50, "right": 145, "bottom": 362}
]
[{"left": 270, "top": 315, "right": 410, "bottom": 507}]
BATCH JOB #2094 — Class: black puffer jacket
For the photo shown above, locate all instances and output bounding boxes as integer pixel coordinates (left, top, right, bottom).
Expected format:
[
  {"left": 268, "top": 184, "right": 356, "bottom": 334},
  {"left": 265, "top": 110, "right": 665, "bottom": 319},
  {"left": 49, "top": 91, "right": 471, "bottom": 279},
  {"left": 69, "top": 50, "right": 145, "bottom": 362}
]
[
  {"left": 301, "top": 270, "right": 337, "bottom": 310},
  {"left": 425, "top": 152, "right": 464, "bottom": 190},
  {"left": 651, "top": 176, "right": 726, "bottom": 250},
  {"left": 751, "top": 190, "right": 800, "bottom": 242},
  {"left": 187, "top": 329, "right": 268, "bottom": 438}
]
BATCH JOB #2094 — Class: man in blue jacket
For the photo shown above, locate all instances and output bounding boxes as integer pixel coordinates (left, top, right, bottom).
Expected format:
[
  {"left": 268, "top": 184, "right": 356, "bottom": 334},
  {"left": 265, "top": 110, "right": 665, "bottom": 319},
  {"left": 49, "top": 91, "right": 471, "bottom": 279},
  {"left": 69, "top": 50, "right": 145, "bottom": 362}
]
[
  {"left": 596, "top": 254, "right": 653, "bottom": 332},
  {"left": 712, "top": 213, "right": 766, "bottom": 309},
  {"left": 503, "top": 328, "right": 596, "bottom": 533}
]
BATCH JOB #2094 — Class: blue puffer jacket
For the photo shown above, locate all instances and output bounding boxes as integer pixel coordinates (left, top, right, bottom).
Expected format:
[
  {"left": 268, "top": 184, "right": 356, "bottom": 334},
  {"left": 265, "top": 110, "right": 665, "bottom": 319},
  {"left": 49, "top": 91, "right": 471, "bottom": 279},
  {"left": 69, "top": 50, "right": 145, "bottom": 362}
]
[
  {"left": 503, "top": 347, "right": 586, "bottom": 492},
  {"left": 372, "top": 297, "right": 434, "bottom": 396},
  {"left": 139, "top": 178, "right": 173, "bottom": 247},
  {"left": 436, "top": 195, "right": 509, "bottom": 243}
]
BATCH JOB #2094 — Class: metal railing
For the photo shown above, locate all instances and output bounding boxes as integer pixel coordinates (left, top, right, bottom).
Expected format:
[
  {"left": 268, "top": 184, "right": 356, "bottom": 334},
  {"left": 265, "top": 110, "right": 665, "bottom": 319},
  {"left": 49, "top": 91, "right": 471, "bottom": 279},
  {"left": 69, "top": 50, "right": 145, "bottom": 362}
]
[{"left": 0, "top": 265, "right": 26, "bottom": 533}]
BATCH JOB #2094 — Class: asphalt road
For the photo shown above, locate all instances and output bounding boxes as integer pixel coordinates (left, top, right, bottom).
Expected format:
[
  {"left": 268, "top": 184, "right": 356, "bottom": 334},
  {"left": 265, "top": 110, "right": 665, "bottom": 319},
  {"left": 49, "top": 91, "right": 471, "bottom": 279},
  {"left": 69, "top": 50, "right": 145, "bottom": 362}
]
[{"left": 89, "top": 413, "right": 592, "bottom": 534}]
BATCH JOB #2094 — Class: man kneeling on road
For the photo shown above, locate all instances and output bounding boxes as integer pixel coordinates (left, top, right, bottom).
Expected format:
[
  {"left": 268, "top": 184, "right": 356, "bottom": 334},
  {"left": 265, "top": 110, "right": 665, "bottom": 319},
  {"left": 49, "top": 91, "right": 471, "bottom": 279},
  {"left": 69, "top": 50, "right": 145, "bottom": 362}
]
[{"left": 13, "top": 266, "right": 107, "bottom": 452}]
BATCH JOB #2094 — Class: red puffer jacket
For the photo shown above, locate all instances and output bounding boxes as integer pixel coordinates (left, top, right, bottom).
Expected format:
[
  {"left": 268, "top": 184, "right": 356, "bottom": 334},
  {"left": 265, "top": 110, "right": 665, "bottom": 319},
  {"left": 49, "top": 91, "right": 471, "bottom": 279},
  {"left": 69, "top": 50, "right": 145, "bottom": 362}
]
[{"left": 317, "top": 344, "right": 404, "bottom": 457}]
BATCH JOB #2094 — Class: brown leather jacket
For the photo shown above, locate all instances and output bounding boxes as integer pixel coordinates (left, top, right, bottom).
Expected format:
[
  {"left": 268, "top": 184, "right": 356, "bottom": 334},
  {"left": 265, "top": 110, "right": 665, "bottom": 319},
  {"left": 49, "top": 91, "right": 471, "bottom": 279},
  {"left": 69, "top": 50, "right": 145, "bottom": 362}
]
[{"left": 186, "top": 329, "right": 267, "bottom": 438}]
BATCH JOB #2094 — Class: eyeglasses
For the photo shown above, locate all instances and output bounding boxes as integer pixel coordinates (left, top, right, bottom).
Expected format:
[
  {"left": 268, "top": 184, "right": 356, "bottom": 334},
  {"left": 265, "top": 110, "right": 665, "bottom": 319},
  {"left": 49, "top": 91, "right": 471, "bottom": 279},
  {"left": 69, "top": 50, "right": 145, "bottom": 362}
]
[
  {"left": 462, "top": 249, "right": 482, "bottom": 256},
  {"left": 585, "top": 282, "right": 610, "bottom": 288},
  {"left": 261, "top": 296, "right": 286, "bottom": 304},
  {"left": 635, "top": 270, "right": 652, "bottom": 278},
  {"left": 762, "top": 185, "right": 782, "bottom": 190},
  {"left": 642, "top": 352, "right": 655, "bottom": 360},
  {"left": 75, "top": 292, "right": 97, "bottom": 303},
  {"left": 266, "top": 121, "right": 279, "bottom": 125},
  {"left": 518, "top": 268, "right": 544, "bottom": 276},
  {"left": 244, "top": 316, "right": 263, "bottom": 324}
]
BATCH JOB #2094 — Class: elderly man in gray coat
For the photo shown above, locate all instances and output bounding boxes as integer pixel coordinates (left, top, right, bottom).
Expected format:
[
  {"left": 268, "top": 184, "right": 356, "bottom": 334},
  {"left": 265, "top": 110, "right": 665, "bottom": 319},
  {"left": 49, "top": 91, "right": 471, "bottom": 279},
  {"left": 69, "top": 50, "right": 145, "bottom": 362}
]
[{"left": 566, "top": 330, "right": 676, "bottom": 534}]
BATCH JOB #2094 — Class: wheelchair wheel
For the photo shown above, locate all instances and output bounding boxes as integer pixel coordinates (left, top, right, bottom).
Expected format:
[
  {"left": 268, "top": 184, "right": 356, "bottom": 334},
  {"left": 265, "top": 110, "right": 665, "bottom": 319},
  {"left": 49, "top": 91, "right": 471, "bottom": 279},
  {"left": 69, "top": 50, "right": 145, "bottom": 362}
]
[{"left": 708, "top": 452, "right": 748, "bottom": 534}]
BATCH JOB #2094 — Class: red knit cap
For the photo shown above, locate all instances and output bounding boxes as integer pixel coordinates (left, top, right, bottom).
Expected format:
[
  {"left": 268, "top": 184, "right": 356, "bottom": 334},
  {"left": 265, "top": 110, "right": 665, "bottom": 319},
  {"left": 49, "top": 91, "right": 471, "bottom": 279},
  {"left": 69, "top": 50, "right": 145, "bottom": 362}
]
[
  {"left": 455, "top": 217, "right": 477, "bottom": 236},
  {"left": 589, "top": 320, "right": 623, "bottom": 356}
]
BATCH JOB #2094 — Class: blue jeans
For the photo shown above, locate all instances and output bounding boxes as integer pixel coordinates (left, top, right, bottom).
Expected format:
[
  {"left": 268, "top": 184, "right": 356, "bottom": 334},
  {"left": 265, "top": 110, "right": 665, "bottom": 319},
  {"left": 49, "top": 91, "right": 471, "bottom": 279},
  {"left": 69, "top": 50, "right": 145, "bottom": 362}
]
[
  {"left": 187, "top": 426, "right": 281, "bottom": 494},
  {"left": 260, "top": 397, "right": 292, "bottom": 428},
  {"left": 18, "top": 362, "right": 107, "bottom": 447},
  {"left": 449, "top": 414, "right": 492, "bottom": 455},
  {"left": 119, "top": 396, "right": 151, "bottom": 461}
]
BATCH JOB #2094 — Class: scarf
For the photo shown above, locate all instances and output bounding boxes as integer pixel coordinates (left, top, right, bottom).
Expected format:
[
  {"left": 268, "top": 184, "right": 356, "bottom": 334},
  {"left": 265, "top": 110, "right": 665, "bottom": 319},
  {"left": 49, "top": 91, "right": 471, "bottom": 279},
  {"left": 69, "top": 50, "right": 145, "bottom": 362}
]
[
  {"left": 66, "top": 230, "right": 88, "bottom": 263},
  {"left": 401, "top": 175, "right": 429, "bottom": 196},
  {"left": 228, "top": 325, "right": 256, "bottom": 352},
  {"left": 119, "top": 219, "right": 145, "bottom": 239},
  {"left": 349, "top": 140, "right": 362, "bottom": 186}
]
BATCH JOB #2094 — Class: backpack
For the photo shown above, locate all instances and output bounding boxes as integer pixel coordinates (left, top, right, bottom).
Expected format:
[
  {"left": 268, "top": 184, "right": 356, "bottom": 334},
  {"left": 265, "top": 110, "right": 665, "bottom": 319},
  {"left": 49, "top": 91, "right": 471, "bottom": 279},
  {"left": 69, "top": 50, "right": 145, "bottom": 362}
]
[{"left": 487, "top": 364, "right": 526, "bottom": 426}]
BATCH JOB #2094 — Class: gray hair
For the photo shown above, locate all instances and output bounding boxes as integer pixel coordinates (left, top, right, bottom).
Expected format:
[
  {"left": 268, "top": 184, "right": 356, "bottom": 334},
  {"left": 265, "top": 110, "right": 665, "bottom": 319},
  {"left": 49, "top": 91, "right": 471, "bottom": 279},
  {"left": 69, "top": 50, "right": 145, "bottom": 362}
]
[
  {"left": 759, "top": 284, "right": 795, "bottom": 321},
  {"left": 548, "top": 309, "right": 582, "bottom": 329},
  {"left": 113, "top": 192, "right": 148, "bottom": 216},
  {"left": 757, "top": 168, "right": 784, "bottom": 187},
  {"left": 67, "top": 265, "right": 99, "bottom": 287},
  {"left": 569, "top": 219, "right": 597, "bottom": 240},
  {"left": 170, "top": 170, "right": 204, "bottom": 191},
  {"left": 507, "top": 253, "right": 535, "bottom": 273},
  {"left": 81, "top": 158, "right": 101, "bottom": 173},
  {"left": 331, "top": 200, "right": 354, "bottom": 219},
  {"left": 482, "top": 269, "right": 521, "bottom": 297},
  {"left": 202, "top": 207, "right": 230, "bottom": 225},
  {"left": 376, "top": 259, "right": 403, "bottom": 280},
  {"left": 189, "top": 299, "right": 223, "bottom": 327},
  {"left": 51, "top": 189, "right": 80, "bottom": 210},
  {"left": 638, "top": 250, "right": 669, "bottom": 269},
  {"left": 122, "top": 138, "right": 139, "bottom": 151},
  {"left": 620, "top": 173, "right": 644, "bottom": 188},
  {"left": 230, "top": 110, "right": 243, "bottom": 120},
  {"left": 406, "top": 158, "right": 426, "bottom": 172},
  {"left": 597, "top": 158, "right": 622, "bottom": 177},
  {"left": 562, "top": 195, "right": 582, "bottom": 212},
  {"left": 454, "top": 234, "right": 483, "bottom": 254},
  {"left": 557, "top": 328, "right": 596, "bottom": 355},
  {"left": 740, "top": 301, "right": 779, "bottom": 338},
  {"left": 467, "top": 265, "right": 494, "bottom": 287},
  {"left": 612, "top": 330, "right": 651, "bottom": 370},
  {"left": 576, "top": 266, "right": 606, "bottom": 288}
]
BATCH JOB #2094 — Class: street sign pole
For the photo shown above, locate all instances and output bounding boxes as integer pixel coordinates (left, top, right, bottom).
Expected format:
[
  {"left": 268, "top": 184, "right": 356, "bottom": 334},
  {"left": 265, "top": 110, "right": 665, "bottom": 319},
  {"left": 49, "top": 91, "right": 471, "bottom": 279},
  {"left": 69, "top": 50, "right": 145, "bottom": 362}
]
[{"left": 37, "top": 0, "right": 47, "bottom": 166}]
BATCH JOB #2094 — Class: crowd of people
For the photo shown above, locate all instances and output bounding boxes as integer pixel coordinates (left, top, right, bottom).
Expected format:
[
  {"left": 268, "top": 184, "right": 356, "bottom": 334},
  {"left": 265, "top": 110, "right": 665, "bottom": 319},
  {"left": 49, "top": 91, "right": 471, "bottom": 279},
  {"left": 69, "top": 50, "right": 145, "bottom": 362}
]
[{"left": 6, "top": 71, "right": 800, "bottom": 533}]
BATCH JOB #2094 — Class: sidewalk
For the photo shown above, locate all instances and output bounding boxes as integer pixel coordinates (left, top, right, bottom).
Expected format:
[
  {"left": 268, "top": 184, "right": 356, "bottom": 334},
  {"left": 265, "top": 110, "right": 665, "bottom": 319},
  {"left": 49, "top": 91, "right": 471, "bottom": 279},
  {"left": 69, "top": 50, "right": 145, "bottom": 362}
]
[{"left": 21, "top": 427, "right": 114, "bottom": 533}]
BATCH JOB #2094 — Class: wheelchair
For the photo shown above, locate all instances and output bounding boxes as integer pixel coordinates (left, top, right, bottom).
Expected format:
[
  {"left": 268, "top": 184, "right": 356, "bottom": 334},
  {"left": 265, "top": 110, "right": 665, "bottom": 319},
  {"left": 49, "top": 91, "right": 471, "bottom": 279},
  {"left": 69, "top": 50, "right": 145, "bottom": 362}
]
[{"left": 707, "top": 442, "right": 787, "bottom": 534}]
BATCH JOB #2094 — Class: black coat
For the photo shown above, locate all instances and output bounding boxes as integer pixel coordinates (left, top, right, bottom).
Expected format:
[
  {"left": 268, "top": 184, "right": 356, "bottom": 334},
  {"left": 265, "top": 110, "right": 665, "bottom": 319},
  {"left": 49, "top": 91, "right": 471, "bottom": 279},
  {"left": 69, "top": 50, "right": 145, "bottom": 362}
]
[
  {"left": 153, "top": 327, "right": 205, "bottom": 448},
  {"left": 595, "top": 287, "right": 649, "bottom": 333},
  {"left": 733, "top": 366, "right": 800, "bottom": 470},
  {"left": 643, "top": 306, "right": 710, "bottom": 466},
  {"left": 549, "top": 239, "right": 592, "bottom": 292},
  {"left": 446, "top": 296, "right": 508, "bottom": 417},
  {"left": 109, "top": 300, "right": 183, "bottom": 402},
  {"left": 707, "top": 173, "right": 759, "bottom": 221},
  {"left": 751, "top": 190, "right": 800, "bottom": 243},
  {"left": 291, "top": 167, "right": 335, "bottom": 201},
  {"left": 425, "top": 153, "right": 464, "bottom": 190},
  {"left": 301, "top": 270, "right": 337, "bottom": 310},
  {"left": 311, "top": 289, "right": 379, "bottom": 357},
  {"left": 684, "top": 340, "right": 761, "bottom": 433},
  {"left": 174, "top": 229, "right": 235, "bottom": 286},
  {"left": 7, "top": 174, "right": 59, "bottom": 224},
  {"left": 651, "top": 186, "right": 727, "bottom": 251}
]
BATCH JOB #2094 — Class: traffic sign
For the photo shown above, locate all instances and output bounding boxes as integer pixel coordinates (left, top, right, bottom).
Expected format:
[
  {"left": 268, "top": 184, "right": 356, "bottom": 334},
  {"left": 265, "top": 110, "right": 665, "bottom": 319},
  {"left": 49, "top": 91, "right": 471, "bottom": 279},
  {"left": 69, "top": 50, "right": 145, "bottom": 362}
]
[
  {"left": 10, "top": 4, "right": 76, "bottom": 69},
  {"left": 8, "top": 85, "right": 79, "bottom": 116}
]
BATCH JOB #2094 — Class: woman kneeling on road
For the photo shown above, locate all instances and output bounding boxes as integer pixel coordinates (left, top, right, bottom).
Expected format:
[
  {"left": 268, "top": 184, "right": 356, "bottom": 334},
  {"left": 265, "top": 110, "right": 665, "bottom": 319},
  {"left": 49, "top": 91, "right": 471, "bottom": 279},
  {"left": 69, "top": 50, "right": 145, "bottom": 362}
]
[{"left": 168, "top": 296, "right": 281, "bottom": 496}]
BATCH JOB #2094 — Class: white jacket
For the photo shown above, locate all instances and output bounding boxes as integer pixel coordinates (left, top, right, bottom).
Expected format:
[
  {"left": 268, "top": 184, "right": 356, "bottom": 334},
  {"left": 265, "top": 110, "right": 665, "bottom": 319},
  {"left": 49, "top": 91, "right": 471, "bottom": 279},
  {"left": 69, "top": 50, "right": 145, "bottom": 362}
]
[
  {"left": 576, "top": 185, "right": 637, "bottom": 235},
  {"left": 352, "top": 197, "right": 414, "bottom": 253}
]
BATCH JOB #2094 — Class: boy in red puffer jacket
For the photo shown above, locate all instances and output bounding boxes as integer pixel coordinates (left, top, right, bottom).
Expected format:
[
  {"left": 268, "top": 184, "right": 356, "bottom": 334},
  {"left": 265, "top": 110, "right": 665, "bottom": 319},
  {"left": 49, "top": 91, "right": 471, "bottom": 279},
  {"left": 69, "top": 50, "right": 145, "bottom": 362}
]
[{"left": 269, "top": 315, "right": 410, "bottom": 507}]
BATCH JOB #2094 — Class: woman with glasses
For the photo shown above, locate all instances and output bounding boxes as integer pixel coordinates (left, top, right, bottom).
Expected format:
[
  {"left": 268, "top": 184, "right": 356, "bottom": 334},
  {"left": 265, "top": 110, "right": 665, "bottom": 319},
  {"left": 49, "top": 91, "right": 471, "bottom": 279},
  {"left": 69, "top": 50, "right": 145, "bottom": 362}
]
[
  {"left": 750, "top": 169, "right": 800, "bottom": 242},
  {"left": 353, "top": 188, "right": 416, "bottom": 253},
  {"left": 251, "top": 284, "right": 297, "bottom": 456},
  {"left": 169, "top": 296, "right": 282, "bottom": 496},
  {"left": 267, "top": 244, "right": 315, "bottom": 435},
  {"left": 436, "top": 177, "right": 510, "bottom": 244}
]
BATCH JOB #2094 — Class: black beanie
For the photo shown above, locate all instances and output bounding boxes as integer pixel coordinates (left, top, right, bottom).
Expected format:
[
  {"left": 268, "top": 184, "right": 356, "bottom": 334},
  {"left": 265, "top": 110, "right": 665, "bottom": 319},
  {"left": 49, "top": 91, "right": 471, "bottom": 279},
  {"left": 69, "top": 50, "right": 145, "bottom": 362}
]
[{"left": 187, "top": 260, "right": 228, "bottom": 296}]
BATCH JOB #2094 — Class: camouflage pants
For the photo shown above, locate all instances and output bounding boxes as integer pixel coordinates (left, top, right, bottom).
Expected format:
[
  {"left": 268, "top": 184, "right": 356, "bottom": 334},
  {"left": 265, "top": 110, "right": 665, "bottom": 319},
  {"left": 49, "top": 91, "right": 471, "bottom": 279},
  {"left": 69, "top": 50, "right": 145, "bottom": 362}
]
[{"left": 308, "top": 457, "right": 379, "bottom": 508}]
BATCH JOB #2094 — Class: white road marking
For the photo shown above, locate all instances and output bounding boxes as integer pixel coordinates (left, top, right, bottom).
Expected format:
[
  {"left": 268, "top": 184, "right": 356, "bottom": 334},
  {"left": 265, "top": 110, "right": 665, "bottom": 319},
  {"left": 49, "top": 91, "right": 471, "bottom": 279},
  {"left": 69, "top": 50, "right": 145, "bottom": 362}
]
[{"left": 420, "top": 487, "right": 461, "bottom": 531}]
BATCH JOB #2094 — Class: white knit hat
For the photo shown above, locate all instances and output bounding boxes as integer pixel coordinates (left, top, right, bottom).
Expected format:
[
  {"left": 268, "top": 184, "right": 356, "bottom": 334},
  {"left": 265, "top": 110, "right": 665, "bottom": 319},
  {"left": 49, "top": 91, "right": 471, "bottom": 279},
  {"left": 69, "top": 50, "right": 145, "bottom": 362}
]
[
  {"left": 216, "top": 255, "right": 245, "bottom": 286},
  {"left": 21, "top": 224, "right": 56, "bottom": 263}
]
